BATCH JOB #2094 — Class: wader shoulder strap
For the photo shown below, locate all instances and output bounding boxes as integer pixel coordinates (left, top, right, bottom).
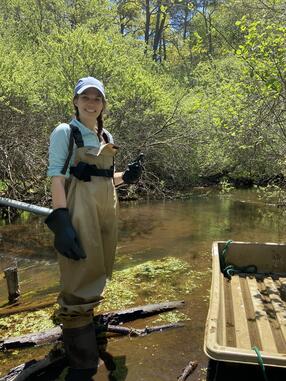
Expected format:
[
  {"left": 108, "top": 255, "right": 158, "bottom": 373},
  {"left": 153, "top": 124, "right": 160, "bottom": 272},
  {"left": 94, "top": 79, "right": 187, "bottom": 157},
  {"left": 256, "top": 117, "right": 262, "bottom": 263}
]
[
  {"left": 102, "top": 131, "right": 109, "bottom": 143},
  {"left": 60, "top": 124, "right": 84, "bottom": 175},
  {"left": 71, "top": 124, "right": 84, "bottom": 147}
]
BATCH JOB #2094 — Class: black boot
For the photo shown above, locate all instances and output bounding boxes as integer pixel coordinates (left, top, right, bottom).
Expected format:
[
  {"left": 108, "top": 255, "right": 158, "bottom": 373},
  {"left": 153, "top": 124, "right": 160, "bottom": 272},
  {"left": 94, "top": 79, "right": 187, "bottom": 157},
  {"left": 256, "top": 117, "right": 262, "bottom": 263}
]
[
  {"left": 63, "top": 323, "right": 99, "bottom": 381},
  {"left": 65, "top": 368, "right": 97, "bottom": 381}
]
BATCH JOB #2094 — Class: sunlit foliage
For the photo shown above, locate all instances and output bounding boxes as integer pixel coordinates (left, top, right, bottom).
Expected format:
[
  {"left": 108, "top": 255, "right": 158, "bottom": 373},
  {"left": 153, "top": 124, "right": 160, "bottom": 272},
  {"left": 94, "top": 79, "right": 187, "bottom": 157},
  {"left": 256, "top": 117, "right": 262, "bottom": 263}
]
[{"left": 0, "top": 0, "right": 286, "bottom": 205}]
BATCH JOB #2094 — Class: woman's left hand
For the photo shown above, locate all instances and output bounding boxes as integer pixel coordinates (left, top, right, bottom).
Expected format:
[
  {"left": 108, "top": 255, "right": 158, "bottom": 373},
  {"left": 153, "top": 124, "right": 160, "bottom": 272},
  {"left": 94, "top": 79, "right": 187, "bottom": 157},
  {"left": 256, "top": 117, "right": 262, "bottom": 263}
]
[{"left": 122, "top": 154, "right": 144, "bottom": 184}]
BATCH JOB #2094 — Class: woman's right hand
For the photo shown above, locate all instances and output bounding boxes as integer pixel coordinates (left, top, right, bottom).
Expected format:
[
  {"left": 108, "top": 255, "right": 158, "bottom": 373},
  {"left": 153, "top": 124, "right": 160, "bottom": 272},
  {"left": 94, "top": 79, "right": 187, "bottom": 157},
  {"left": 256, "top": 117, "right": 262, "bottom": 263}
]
[{"left": 45, "top": 208, "right": 86, "bottom": 260}]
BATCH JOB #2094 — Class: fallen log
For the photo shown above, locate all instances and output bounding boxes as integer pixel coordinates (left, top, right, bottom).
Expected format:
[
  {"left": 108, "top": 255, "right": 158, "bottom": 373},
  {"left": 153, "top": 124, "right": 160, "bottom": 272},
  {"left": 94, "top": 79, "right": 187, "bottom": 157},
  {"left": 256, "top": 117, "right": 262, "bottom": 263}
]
[
  {"left": 0, "top": 346, "right": 66, "bottom": 381},
  {"left": 177, "top": 361, "right": 198, "bottom": 381},
  {"left": 0, "top": 326, "right": 62, "bottom": 350},
  {"left": 107, "top": 322, "right": 184, "bottom": 336},
  {"left": 0, "top": 300, "right": 184, "bottom": 350},
  {"left": 0, "top": 324, "right": 186, "bottom": 381},
  {"left": 97, "top": 300, "right": 185, "bottom": 325}
]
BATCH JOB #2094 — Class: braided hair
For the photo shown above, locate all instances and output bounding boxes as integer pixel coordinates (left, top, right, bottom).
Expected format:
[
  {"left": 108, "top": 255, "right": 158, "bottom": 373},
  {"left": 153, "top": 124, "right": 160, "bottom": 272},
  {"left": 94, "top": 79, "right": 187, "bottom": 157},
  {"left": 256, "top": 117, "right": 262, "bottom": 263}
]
[{"left": 96, "top": 112, "right": 104, "bottom": 141}]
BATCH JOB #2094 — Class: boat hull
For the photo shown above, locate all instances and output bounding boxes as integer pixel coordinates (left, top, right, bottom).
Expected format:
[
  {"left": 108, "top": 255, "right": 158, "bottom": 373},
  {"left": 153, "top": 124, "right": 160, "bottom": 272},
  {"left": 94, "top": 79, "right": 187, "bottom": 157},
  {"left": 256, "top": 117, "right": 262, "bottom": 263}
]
[{"left": 204, "top": 241, "right": 286, "bottom": 367}]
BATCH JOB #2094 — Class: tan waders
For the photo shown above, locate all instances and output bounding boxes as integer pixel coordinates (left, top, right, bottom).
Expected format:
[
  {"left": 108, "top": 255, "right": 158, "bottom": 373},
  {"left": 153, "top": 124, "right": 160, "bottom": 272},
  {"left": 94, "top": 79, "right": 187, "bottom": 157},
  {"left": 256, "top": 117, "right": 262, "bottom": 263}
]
[{"left": 57, "top": 143, "right": 118, "bottom": 378}]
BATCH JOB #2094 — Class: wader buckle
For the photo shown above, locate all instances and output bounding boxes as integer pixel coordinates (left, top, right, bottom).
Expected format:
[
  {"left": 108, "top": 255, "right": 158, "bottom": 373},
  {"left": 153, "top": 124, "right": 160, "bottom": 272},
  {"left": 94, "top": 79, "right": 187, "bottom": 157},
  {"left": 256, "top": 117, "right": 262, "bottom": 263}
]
[{"left": 70, "top": 162, "right": 114, "bottom": 182}]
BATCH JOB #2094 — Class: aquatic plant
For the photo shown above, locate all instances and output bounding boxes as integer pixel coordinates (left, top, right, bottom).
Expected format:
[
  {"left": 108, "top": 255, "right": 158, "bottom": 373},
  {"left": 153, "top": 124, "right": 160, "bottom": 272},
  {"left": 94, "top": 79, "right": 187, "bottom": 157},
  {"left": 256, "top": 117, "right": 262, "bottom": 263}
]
[
  {"left": 0, "top": 257, "right": 210, "bottom": 338},
  {"left": 100, "top": 257, "right": 209, "bottom": 311}
]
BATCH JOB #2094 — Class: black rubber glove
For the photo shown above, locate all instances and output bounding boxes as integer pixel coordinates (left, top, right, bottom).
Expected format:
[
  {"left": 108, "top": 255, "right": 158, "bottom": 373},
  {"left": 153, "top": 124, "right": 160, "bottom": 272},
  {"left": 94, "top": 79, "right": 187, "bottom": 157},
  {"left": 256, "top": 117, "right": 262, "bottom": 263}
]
[
  {"left": 45, "top": 208, "right": 86, "bottom": 260},
  {"left": 122, "top": 153, "right": 144, "bottom": 184}
]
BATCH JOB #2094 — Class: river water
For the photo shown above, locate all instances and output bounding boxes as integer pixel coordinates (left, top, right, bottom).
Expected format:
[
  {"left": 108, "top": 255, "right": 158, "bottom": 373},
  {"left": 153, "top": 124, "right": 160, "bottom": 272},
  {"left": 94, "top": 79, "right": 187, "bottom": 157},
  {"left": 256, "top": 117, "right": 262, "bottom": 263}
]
[{"left": 0, "top": 189, "right": 286, "bottom": 380}]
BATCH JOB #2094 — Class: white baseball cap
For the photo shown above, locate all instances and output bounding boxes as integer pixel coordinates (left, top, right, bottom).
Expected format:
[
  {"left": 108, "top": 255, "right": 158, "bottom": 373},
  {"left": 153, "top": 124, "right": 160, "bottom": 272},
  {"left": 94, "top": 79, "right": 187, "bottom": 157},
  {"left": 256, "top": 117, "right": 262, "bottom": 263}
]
[{"left": 74, "top": 76, "right": 106, "bottom": 99}]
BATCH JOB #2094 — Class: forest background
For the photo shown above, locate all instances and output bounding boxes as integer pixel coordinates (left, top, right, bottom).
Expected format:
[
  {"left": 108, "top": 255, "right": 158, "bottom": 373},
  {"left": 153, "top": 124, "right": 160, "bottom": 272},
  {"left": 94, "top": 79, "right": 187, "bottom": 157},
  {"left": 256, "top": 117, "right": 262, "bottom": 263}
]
[{"left": 0, "top": 0, "right": 285, "bottom": 206}]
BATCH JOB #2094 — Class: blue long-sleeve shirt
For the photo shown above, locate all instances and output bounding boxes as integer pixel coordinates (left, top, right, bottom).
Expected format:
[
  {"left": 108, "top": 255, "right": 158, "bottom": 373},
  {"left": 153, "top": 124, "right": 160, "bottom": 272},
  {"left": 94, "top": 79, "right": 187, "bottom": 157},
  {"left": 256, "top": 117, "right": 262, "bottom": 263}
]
[{"left": 47, "top": 118, "right": 114, "bottom": 178}]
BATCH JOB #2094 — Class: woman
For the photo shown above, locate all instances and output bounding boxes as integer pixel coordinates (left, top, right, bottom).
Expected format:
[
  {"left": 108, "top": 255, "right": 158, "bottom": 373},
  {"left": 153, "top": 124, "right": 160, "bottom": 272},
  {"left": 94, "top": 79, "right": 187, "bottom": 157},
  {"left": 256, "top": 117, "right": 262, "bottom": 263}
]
[{"left": 45, "top": 77, "right": 142, "bottom": 380}]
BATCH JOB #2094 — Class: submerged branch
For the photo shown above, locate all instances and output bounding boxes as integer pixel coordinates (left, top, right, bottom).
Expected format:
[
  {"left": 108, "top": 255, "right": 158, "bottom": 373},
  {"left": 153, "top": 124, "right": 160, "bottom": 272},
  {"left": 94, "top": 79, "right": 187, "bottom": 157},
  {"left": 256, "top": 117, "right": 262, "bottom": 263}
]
[
  {"left": 177, "top": 361, "right": 198, "bottom": 381},
  {"left": 0, "top": 301, "right": 186, "bottom": 381},
  {"left": 0, "top": 347, "right": 66, "bottom": 381},
  {"left": 0, "top": 300, "right": 185, "bottom": 350},
  {"left": 107, "top": 322, "right": 184, "bottom": 336}
]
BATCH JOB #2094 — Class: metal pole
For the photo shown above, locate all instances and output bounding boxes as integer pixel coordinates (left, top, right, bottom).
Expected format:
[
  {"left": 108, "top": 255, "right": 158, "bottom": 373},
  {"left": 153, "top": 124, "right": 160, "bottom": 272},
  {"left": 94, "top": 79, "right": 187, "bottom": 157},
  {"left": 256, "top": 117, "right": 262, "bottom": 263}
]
[{"left": 0, "top": 197, "right": 52, "bottom": 217}]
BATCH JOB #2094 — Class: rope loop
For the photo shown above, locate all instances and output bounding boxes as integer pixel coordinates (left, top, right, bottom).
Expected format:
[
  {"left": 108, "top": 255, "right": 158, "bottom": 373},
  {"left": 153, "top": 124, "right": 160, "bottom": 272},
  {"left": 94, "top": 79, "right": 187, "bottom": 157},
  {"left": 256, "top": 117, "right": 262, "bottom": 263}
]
[
  {"left": 219, "top": 239, "right": 233, "bottom": 273},
  {"left": 219, "top": 240, "right": 257, "bottom": 279}
]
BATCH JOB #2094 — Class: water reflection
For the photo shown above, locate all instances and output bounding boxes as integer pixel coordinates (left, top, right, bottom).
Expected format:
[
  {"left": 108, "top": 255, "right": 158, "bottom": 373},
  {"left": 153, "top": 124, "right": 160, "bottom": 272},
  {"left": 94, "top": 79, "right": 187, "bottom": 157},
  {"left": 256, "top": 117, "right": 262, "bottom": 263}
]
[{"left": 98, "top": 334, "right": 128, "bottom": 381}]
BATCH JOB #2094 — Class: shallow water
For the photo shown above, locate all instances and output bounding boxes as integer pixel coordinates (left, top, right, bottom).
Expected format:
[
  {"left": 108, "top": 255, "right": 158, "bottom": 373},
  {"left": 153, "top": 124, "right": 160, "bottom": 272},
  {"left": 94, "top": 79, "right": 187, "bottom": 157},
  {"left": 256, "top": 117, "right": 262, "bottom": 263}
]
[{"left": 1, "top": 189, "right": 286, "bottom": 380}]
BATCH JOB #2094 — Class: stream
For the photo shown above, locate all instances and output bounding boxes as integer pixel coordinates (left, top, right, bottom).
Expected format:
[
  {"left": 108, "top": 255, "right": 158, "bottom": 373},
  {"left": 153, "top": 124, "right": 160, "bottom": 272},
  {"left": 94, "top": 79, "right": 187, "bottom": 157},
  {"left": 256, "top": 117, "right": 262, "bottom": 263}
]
[{"left": 1, "top": 189, "right": 286, "bottom": 380}]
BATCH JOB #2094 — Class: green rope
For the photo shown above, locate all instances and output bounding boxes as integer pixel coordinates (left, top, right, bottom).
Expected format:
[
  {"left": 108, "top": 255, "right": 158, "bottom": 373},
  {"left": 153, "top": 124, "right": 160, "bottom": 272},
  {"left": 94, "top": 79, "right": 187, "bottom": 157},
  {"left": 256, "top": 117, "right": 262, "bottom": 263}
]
[
  {"left": 252, "top": 346, "right": 269, "bottom": 381},
  {"left": 224, "top": 264, "right": 257, "bottom": 278},
  {"left": 219, "top": 240, "right": 257, "bottom": 279},
  {"left": 219, "top": 239, "right": 233, "bottom": 272}
]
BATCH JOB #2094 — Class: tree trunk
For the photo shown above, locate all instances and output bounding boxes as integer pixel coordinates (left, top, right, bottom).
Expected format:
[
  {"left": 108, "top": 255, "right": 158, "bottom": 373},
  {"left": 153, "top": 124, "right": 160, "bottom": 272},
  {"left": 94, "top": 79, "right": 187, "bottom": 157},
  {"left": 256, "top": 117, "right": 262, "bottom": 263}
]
[
  {"left": 152, "top": 0, "right": 162, "bottom": 60},
  {"left": 207, "top": 14, "right": 213, "bottom": 56},
  {"left": 183, "top": 4, "right": 189, "bottom": 40},
  {"left": 120, "top": 15, "right": 125, "bottom": 35},
  {"left": 153, "top": 8, "right": 166, "bottom": 62},
  {"left": 162, "top": 34, "right": 167, "bottom": 61},
  {"left": 144, "top": 0, "right": 151, "bottom": 45}
]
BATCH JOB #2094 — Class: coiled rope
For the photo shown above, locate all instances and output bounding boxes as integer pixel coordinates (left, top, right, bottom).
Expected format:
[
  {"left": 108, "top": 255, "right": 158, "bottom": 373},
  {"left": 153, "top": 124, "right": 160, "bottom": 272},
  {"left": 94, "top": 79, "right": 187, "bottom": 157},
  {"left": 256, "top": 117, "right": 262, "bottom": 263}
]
[{"left": 220, "top": 239, "right": 257, "bottom": 279}]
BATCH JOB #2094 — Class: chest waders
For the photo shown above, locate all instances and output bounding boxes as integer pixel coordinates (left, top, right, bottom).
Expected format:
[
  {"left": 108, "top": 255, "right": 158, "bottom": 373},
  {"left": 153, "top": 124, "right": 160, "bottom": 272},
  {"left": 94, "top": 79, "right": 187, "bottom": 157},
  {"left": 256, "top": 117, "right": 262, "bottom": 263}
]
[{"left": 57, "top": 125, "right": 118, "bottom": 377}]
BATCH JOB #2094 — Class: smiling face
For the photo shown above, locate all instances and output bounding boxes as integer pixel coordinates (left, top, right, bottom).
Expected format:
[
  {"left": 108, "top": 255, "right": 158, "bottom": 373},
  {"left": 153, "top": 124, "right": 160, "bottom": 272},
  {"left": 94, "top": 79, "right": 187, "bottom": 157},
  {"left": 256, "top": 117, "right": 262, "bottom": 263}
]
[{"left": 73, "top": 87, "right": 105, "bottom": 125}]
